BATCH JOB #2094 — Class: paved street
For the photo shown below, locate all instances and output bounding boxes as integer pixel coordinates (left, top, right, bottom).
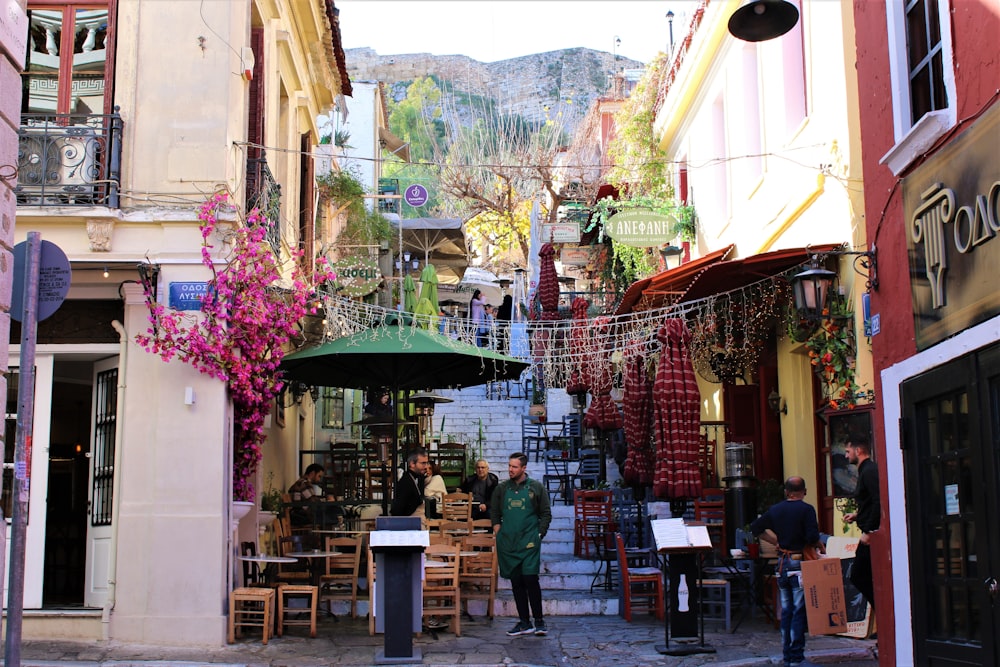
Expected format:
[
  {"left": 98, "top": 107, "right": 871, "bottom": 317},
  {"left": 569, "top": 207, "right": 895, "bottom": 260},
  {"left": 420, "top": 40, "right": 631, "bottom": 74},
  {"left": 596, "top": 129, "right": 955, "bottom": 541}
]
[{"left": 9, "top": 613, "right": 877, "bottom": 667}]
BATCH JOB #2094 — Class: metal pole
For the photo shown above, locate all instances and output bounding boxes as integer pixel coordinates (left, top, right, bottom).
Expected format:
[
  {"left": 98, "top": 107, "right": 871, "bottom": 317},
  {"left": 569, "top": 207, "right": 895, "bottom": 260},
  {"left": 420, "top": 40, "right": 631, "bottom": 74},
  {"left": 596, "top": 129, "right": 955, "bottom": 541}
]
[{"left": 5, "top": 232, "right": 42, "bottom": 667}]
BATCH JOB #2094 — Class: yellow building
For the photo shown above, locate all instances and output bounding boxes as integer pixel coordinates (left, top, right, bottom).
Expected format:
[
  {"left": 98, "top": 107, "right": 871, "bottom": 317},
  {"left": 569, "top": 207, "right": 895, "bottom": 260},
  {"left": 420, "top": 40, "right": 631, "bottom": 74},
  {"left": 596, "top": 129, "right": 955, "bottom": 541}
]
[
  {"left": 645, "top": 0, "right": 871, "bottom": 533},
  {"left": 10, "top": 0, "right": 348, "bottom": 645}
]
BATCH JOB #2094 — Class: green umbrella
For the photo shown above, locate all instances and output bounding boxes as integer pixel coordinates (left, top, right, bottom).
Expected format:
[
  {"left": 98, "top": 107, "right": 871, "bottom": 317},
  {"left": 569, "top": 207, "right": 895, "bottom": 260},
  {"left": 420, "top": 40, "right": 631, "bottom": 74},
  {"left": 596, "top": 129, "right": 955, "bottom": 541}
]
[
  {"left": 402, "top": 274, "right": 417, "bottom": 312},
  {"left": 280, "top": 321, "right": 528, "bottom": 514},
  {"left": 419, "top": 264, "right": 440, "bottom": 314},
  {"left": 413, "top": 296, "right": 439, "bottom": 331}
]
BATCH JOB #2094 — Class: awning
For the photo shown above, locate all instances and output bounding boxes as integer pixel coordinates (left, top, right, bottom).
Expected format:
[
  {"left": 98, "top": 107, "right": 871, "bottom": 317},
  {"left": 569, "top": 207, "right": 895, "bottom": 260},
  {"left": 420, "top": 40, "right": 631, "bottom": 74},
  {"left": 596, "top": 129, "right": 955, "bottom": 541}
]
[
  {"left": 378, "top": 127, "right": 410, "bottom": 162},
  {"left": 614, "top": 245, "right": 735, "bottom": 315},
  {"left": 394, "top": 217, "right": 468, "bottom": 284},
  {"left": 615, "top": 243, "right": 843, "bottom": 315}
]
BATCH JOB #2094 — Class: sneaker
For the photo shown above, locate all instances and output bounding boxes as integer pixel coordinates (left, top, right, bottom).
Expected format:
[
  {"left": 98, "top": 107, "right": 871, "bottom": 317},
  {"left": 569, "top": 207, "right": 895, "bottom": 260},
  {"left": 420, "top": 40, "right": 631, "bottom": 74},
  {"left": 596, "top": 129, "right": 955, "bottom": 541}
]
[
  {"left": 425, "top": 617, "right": 446, "bottom": 629},
  {"left": 533, "top": 619, "right": 548, "bottom": 636},
  {"left": 506, "top": 620, "right": 534, "bottom": 636}
]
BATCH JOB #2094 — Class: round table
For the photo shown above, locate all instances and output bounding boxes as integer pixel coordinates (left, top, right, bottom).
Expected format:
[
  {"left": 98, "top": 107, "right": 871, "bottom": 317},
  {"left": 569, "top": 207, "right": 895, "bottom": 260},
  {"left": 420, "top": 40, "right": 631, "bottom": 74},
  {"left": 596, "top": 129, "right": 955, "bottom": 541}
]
[
  {"left": 286, "top": 550, "right": 340, "bottom": 587},
  {"left": 237, "top": 554, "right": 296, "bottom": 586}
]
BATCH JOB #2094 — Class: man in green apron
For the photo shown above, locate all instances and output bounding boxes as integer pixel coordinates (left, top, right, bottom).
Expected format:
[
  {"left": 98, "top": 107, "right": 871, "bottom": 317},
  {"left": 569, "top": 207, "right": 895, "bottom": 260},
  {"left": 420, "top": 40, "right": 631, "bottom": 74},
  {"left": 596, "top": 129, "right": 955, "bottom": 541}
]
[{"left": 491, "top": 452, "right": 552, "bottom": 636}]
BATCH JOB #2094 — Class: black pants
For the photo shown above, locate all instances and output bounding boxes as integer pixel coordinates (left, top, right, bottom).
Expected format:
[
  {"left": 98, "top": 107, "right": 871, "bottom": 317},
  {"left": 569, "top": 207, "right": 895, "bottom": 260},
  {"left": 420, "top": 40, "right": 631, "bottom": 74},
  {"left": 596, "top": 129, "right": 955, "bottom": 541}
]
[
  {"left": 509, "top": 572, "right": 543, "bottom": 623},
  {"left": 850, "top": 541, "right": 875, "bottom": 610}
]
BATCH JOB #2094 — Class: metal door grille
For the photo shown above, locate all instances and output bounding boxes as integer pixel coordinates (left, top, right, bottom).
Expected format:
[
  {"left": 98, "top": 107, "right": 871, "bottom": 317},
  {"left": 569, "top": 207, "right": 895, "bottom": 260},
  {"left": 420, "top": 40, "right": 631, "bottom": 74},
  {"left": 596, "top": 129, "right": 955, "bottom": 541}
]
[{"left": 91, "top": 368, "right": 117, "bottom": 526}]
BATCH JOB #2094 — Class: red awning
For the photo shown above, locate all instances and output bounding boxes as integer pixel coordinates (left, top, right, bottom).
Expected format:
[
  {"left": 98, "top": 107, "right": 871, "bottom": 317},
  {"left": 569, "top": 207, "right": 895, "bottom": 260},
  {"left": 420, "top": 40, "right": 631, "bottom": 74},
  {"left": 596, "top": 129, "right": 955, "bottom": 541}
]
[
  {"left": 614, "top": 245, "right": 735, "bottom": 315},
  {"left": 615, "top": 244, "right": 843, "bottom": 315}
]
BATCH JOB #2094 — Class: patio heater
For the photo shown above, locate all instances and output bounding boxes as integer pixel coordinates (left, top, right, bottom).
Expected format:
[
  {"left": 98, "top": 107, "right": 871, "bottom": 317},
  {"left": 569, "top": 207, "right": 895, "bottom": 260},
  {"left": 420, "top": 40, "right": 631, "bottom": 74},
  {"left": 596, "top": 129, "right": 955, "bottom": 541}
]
[
  {"left": 409, "top": 391, "right": 453, "bottom": 449},
  {"left": 722, "top": 442, "right": 757, "bottom": 550}
]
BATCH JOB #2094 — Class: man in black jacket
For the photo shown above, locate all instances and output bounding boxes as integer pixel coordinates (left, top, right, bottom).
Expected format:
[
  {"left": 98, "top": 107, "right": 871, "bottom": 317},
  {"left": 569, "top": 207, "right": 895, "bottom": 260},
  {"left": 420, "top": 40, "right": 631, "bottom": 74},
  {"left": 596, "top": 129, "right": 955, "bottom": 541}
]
[
  {"left": 843, "top": 434, "right": 880, "bottom": 612},
  {"left": 460, "top": 459, "right": 499, "bottom": 520},
  {"left": 390, "top": 448, "right": 428, "bottom": 518}
]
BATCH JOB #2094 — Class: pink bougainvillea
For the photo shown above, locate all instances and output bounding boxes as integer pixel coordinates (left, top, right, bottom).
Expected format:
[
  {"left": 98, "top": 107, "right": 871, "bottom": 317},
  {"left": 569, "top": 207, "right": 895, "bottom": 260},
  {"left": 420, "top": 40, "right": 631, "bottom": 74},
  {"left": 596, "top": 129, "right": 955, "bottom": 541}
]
[{"left": 136, "top": 193, "right": 333, "bottom": 501}]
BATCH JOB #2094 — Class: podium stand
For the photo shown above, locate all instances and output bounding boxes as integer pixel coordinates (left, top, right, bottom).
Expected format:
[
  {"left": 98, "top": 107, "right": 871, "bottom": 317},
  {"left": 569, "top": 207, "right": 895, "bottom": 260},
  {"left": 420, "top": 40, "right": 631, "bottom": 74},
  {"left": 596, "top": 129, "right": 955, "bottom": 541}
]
[
  {"left": 370, "top": 517, "right": 428, "bottom": 664},
  {"left": 651, "top": 518, "right": 717, "bottom": 656}
]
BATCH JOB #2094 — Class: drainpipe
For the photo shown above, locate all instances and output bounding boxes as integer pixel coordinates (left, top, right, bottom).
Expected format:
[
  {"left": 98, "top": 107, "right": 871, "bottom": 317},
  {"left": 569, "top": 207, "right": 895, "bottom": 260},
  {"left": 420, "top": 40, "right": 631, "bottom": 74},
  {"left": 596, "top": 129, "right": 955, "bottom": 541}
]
[{"left": 102, "top": 320, "right": 129, "bottom": 639}]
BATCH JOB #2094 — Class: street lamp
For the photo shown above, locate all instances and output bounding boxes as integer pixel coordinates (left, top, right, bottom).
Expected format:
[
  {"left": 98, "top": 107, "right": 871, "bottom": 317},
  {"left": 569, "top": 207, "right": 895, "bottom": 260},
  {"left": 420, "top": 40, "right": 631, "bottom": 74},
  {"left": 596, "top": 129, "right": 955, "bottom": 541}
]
[{"left": 666, "top": 10, "right": 675, "bottom": 54}]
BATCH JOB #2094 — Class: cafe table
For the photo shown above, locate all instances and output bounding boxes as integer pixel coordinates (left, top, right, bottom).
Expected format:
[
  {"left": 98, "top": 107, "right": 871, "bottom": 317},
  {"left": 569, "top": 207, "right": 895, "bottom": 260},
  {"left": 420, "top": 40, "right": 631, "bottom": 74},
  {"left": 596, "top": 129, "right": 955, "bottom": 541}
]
[
  {"left": 237, "top": 554, "right": 296, "bottom": 587},
  {"left": 286, "top": 550, "right": 339, "bottom": 587}
]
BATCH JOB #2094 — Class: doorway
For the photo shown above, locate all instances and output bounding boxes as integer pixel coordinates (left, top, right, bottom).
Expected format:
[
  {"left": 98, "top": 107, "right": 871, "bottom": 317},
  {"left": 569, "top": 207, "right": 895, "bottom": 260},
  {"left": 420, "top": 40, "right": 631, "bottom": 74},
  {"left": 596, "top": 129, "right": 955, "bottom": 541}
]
[
  {"left": 902, "top": 341, "right": 1000, "bottom": 666},
  {"left": 42, "top": 362, "right": 93, "bottom": 606}
]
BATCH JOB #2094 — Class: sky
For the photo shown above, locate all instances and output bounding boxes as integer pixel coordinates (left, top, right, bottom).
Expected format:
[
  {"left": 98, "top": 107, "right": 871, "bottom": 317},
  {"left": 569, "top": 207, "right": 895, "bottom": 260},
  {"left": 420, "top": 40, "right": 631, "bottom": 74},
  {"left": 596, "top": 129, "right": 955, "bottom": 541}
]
[{"left": 337, "top": 0, "right": 698, "bottom": 66}]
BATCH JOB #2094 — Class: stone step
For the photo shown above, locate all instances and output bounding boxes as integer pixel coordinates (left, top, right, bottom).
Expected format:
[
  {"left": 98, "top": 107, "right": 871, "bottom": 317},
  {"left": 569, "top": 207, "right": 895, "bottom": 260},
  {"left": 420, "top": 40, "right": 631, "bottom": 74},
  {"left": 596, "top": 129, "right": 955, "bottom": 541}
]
[{"left": 494, "top": 588, "right": 619, "bottom": 617}]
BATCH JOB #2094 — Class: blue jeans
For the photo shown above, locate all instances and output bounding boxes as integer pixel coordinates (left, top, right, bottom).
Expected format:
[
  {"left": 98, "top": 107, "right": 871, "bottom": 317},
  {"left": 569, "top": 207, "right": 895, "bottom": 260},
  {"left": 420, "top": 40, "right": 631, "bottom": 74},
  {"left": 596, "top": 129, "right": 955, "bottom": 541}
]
[{"left": 777, "top": 557, "right": 806, "bottom": 666}]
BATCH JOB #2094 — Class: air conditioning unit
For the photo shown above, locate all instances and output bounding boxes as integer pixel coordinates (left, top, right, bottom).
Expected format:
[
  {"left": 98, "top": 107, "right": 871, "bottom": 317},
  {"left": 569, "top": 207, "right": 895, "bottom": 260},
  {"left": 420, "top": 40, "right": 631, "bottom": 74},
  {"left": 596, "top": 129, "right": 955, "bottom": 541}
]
[{"left": 17, "top": 124, "right": 98, "bottom": 204}]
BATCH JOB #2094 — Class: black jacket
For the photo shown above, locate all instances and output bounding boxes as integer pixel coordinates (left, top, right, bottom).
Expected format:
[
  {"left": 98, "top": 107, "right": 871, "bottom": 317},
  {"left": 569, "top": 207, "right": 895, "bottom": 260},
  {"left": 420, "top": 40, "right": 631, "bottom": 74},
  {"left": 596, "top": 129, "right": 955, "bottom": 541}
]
[
  {"left": 460, "top": 472, "right": 499, "bottom": 505},
  {"left": 390, "top": 469, "right": 425, "bottom": 516}
]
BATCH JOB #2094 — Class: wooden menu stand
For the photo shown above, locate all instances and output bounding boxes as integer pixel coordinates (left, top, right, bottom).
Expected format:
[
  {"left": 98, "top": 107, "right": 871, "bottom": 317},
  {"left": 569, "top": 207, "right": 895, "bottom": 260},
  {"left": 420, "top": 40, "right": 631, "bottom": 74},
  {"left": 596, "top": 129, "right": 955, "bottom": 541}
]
[{"left": 651, "top": 519, "right": 717, "bottom": 656}]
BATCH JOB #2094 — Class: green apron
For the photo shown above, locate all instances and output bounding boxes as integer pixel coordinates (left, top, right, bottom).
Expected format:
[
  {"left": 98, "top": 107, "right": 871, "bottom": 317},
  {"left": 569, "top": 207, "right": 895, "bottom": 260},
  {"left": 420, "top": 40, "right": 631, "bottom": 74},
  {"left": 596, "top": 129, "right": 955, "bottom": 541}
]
[{"left": 496, "top": 478, "right": 542, "bottom": 578}]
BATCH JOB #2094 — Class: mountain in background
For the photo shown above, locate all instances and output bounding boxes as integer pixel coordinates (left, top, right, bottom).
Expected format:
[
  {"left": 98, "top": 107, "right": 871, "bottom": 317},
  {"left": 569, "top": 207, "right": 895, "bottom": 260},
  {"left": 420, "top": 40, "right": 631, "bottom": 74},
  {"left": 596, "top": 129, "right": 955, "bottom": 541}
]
[{"left": 345, "top": 47, "right": 644, "bottom": 132}]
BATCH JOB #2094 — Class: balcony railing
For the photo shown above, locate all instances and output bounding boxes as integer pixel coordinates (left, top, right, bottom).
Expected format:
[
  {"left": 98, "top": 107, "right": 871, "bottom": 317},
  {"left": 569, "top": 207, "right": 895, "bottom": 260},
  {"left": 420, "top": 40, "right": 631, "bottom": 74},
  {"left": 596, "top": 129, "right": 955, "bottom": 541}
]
[
  {"left": 16, "top": 111, "right": 122, "bottom": 207},
  {"left": 246, "top": 156, "right": 281, "bottom": 255}
]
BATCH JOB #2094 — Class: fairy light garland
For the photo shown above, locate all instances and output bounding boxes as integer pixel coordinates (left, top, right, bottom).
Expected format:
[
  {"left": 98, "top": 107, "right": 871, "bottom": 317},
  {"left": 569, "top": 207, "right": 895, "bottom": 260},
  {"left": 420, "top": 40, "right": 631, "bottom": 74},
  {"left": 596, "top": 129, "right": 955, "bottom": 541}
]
[{"left": 309, "top": 269, "right": 802, "bottom": 389}]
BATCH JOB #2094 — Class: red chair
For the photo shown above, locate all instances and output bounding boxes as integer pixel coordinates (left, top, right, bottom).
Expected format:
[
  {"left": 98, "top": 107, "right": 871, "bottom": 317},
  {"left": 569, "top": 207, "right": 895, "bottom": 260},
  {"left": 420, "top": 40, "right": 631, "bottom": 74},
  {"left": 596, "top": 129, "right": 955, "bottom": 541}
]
[
  {"left": 615, "top": 532, "right": 664, "bottom": 622},
  {"left": 573, "top": 489, "right": 614, "bottom": 558}
]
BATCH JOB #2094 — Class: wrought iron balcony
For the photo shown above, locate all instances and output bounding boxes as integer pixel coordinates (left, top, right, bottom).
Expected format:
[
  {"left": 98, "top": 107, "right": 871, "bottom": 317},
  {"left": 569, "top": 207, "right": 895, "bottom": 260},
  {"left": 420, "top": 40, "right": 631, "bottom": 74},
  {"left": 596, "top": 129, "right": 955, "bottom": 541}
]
[
  {"left": 246, "top": 156, "right": 281, "bottom": 255},
  {"left": 16, "top": 111, "right": 122, "bottom": 207}
]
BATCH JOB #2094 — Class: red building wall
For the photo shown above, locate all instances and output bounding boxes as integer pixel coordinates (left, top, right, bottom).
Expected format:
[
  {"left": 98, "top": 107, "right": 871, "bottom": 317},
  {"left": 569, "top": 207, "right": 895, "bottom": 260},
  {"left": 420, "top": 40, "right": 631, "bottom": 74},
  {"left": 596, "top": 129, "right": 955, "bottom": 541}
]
[{"left": 852, "top": 1, "right": 1000, "bottom": 663}]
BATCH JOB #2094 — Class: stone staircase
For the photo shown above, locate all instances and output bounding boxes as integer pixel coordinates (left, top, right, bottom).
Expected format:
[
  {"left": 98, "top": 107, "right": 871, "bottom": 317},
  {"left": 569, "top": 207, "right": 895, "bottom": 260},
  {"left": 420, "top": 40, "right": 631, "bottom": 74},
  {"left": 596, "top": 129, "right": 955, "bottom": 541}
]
[{"left": 494, "top": 502, "right": 620, "bottom": 617}]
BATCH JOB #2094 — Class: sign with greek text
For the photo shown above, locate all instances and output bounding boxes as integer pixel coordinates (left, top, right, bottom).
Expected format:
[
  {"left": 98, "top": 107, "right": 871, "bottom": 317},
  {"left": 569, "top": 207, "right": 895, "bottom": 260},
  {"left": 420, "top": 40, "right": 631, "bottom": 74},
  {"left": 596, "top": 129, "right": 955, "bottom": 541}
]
[
  {"left": 604, "top": 209, "right": 677, "bottom": 247},
  {"left": 169, "top": 282, "right": 210, "bottom": 311},
  {"left": 331, "top": 254, "right": 382, "bottom": 297},
  {"left": 541, "top": 222, "right": 580, "bottom": 243}
]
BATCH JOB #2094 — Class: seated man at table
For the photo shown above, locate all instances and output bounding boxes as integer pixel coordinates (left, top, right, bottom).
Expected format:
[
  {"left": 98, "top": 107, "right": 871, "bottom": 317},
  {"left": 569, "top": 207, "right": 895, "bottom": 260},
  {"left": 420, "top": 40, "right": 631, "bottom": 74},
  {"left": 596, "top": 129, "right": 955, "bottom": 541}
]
[
  {"left": 460, "top": 459, "right": 499, "bottom": 520},
  {"left": 288, "top": 464, "right": 344, "bottom": 528}
]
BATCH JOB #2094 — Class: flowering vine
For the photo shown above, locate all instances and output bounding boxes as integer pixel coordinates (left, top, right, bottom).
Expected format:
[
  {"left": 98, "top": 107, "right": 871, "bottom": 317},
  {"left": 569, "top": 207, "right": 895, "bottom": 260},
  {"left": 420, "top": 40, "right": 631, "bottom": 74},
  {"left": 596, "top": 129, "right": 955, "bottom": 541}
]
[
  {"left": 136, "top": 192, "right": 333, "bottom": 501},
  {"left": 793, "top": 297, "right": 873, "bottom": 410}
]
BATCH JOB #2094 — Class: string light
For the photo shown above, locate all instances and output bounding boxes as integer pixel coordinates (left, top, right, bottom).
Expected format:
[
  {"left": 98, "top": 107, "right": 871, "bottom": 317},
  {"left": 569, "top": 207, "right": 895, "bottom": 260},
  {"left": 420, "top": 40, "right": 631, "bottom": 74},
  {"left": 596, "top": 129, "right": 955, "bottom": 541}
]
[{"left": 103, "top": 266, "right": 109, "bottom": 278}]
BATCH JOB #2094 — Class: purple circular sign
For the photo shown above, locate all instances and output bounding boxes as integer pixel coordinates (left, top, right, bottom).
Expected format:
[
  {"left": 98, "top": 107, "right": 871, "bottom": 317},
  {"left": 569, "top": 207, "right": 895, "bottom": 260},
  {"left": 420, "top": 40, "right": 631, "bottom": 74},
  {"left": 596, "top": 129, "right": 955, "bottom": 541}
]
[{"left": 403, "top": 184, "right": 428, "bottom": 207}]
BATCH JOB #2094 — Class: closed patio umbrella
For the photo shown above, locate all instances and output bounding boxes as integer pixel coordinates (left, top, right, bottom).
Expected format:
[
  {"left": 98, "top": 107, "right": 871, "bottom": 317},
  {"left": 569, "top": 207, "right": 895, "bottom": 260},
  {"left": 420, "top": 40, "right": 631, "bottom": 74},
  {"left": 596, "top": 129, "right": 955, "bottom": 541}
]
[
  {"left": 651, "top": 318, "right": 702, "bottom": 499},
  {"left": 565, "top": 297, "right": 590, "bottom": 395},
  {"left": 403, "top": 274, "right": 417, "bottom": 313},
  {"left": 622, "top": 338, "right": 655, "bottom": 486},
  {"left": 419, "top": 263, "right": 440, "bottom": 312},
  {"left": 537, "top": 243, "right": 560, "bottom": 321},
  {"left": 583, "top": 316, "right": 622, "bottom": 432}
]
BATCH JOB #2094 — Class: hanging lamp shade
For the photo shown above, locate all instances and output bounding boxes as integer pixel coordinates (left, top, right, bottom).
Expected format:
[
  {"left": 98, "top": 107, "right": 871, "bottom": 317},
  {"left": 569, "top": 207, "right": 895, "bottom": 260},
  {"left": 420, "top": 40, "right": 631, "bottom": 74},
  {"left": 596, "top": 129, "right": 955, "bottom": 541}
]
[
  {"left": 790, "top": 262, "right": 836, "bottom": 320},
  {"left": 728, "top": 0, "right": 800, "bottom": 42}
]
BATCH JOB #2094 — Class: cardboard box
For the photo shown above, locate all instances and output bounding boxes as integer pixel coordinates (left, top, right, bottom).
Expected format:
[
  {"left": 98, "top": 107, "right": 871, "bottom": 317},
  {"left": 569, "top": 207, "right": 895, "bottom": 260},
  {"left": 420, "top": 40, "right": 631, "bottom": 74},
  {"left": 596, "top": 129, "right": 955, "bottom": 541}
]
[{"left": 801, "top": 558, "right": 848, "bottom": 635}]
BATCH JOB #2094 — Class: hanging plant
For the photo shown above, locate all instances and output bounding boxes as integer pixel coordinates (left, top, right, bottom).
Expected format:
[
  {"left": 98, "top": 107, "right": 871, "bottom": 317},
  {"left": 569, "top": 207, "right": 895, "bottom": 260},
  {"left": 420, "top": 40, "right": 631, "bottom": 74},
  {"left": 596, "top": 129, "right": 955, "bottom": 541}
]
[
  {"left": 136, "top": 192, "right": 334, "bottom": 501},
  {"left": 789, "top": 297, "right": 873, "bottom": 410}
]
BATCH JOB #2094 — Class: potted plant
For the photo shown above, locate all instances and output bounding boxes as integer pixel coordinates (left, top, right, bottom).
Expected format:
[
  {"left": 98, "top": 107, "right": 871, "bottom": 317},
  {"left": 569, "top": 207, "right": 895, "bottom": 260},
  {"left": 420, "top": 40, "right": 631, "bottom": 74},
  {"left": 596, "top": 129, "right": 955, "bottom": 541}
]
[
  {"left": 258, "top": 472, "right": 283, "bottom": 527},
  {"left": 529, "top": 379, "right": 546, "bottom": 420}
]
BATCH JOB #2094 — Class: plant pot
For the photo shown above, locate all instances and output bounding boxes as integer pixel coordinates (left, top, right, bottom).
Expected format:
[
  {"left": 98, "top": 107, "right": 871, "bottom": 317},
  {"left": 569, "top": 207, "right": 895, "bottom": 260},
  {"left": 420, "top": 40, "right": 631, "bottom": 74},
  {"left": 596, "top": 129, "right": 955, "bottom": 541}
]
[
  {"left": 529, "top": 404, "right": 546, "bottom": 420},
  {"left": 258, "top": 510, "right": 278, "bottom": 527}
]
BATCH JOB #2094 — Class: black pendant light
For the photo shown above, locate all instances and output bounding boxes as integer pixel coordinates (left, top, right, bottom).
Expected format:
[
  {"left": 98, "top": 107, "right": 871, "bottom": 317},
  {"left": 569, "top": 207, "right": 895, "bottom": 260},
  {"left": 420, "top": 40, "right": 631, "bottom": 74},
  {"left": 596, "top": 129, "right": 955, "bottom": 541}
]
[{"left": 728, "top": 0, "right": 800, "bottom": 42}]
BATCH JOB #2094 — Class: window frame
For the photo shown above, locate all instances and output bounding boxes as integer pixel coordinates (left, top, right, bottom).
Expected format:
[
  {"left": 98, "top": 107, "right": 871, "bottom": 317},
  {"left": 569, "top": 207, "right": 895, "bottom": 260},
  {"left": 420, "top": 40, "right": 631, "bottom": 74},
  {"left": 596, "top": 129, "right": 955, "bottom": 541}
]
[{"left": 880, "top": 0, "right": 956, "bottom": 176}]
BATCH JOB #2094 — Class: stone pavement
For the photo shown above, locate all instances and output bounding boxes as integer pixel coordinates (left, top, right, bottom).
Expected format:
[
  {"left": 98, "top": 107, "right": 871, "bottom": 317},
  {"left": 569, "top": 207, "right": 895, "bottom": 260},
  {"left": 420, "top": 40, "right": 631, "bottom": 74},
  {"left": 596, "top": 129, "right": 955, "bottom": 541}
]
[{"left": 8, "top": 614, "right": 877, "bottom": 667}]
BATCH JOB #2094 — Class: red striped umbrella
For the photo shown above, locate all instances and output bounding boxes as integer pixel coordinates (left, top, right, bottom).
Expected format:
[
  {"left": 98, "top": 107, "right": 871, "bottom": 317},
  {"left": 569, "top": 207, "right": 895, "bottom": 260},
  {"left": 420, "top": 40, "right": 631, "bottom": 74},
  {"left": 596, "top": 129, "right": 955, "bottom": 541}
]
[
  {"left": 538, "top": 243, "right": 560, "bottom": 321},
  {"left": 565, "top": 297, "right": 590, "bottom": 394},
  {"left": 584, "top": 316, "right": 623, "bottom": 431},
  {"left": 622, "top": 338, "right": 654, "bottom": 485},
  {"left": 652, "top": 318, "right": 702, "bottom": 499}
]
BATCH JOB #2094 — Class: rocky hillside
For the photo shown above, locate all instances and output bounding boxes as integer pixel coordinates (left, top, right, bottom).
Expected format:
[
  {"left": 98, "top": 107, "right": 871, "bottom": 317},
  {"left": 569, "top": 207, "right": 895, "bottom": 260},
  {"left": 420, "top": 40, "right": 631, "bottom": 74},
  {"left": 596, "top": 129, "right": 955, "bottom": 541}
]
[{"left": 345, "top": 47, "right": 643, "bottom": 131}]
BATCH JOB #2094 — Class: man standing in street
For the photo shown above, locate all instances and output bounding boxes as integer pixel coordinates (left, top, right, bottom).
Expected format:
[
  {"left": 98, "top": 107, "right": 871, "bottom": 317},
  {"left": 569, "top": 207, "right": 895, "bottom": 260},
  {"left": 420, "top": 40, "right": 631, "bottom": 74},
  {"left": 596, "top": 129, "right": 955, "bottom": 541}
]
[
  {"left": 460, "top": 459, "right": 499, "bottom": 520},
  {"left": 390, "top": 448, "right": 429, "bottom": 520},
  {"left": 843, "top": 434, "right": 880, "bottom": 613},
  {"left": 491, "top": 452, "right": 552, "bottom": 637},
  {"left": 751, "top": 477, "right": 824, "bottom": 667}
]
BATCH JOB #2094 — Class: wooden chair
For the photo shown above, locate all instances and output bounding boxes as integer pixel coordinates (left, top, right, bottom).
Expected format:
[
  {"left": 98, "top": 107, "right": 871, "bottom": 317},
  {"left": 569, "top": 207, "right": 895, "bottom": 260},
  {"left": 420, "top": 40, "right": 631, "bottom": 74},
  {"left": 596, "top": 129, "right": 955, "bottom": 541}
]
[
  {"left": 615, "top": 532, "right": 664, "bottom": 622},
  {"left": 574, "top": 489, "right": 614, "bottom": 558},
  {"left": 543, "top": 449, "right": 572, "bottom": 505},
  {"left": 441, "top": 492, "right": 472, "bottom": 522},
  {"left": 320, "top": 535, "right": 361, "bottom": 618},
  {"left": 438, "top": 519, "right": 472, "bottom": 540},
  {"left": 521, "top": 416, "right": 547, "bottom": 462},
  {"left": 228, "top": 587, "right": 275, "bottom": 644},
  {"left": 275, "top": 534, "right": 310, "bottom": 583},
  {"left": 694, "top": 487, "right": 727, "bottom": 555},
  {"left": 366, "top": 546, "right": 377, "bottom": 636},
  {"left": 460, "top": 534, "right": 497, "bottom": 619},
  {"left": 276, "top": 583, "right": 318, "bottom": 637},
  {"left": 573, "top": 448, "right": 601, "bottom": 489},
  {"left": 240, "top": 541, "right": 266, "bottom": 588},
  {"left": 471, "top": 518, "right": 493, "bottom": 533},
  {"left": 422, "top": 543, "right": 461, "bottom": 636}
]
